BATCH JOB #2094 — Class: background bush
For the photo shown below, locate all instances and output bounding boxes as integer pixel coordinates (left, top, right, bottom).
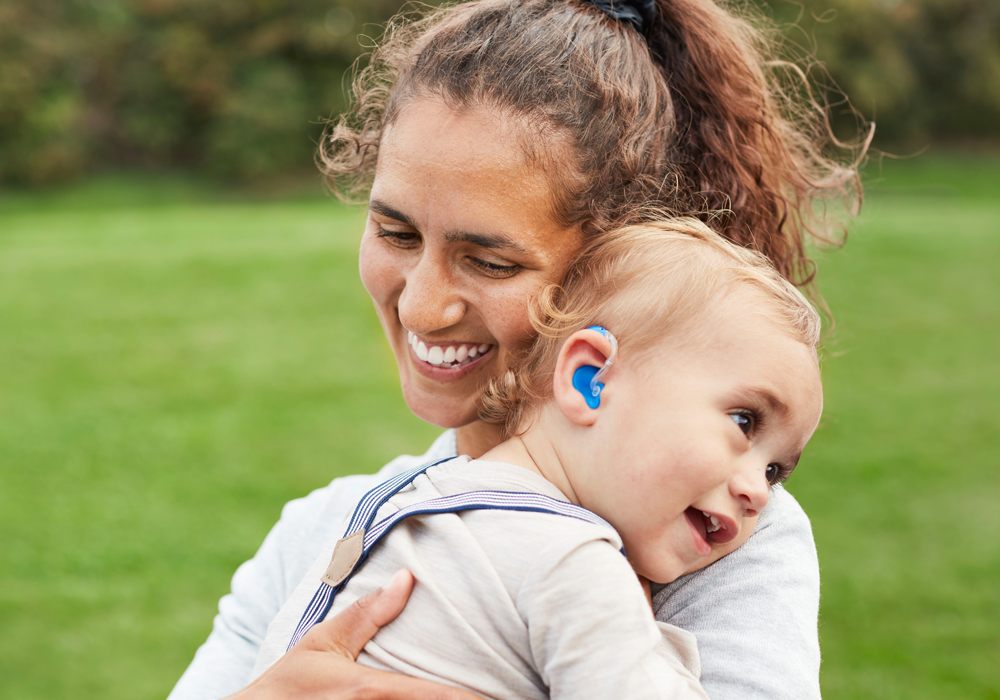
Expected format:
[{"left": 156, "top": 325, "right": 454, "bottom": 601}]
[
  {"left": 0, "top": 0, "right": 398, "bottom": 184},
  {"left": 1, "top": 0, "right": 998, "bottom": 186}
]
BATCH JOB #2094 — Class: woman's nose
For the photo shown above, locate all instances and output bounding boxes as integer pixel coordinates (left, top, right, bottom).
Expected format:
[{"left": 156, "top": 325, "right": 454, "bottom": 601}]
[
  {"left": 730, "top": 462, "right": 771, "bottom": 517},
  {"left": 397, "top": 254, "right": 467, "bottom": 334}
]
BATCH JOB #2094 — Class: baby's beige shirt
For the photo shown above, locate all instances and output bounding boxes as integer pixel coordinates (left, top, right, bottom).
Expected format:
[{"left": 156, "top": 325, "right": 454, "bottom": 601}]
[{"left": 252, "top": 457, "right": 707, "bottom": 700}]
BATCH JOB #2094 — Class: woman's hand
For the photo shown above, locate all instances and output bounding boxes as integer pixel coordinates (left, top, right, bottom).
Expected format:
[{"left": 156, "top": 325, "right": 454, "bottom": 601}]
[
  {"left": 638, "top": 574, "right": 653, "bottom": 611},
  {"left": 227, "top": 570, "right": 479, "bottom": 700}
]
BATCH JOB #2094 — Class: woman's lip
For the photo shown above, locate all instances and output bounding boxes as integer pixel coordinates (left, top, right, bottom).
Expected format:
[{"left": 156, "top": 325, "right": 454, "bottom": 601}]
[
  {"left": 408, "top": 331, "right": 492, "bottom": 351},
  {"left": 407, "top": 338, "right": 493, "bottom": 381}
]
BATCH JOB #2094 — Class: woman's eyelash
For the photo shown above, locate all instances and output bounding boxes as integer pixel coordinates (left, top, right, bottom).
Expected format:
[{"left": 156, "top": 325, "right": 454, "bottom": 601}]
[
  {"left": 469, "top": 257, "right": 520, "bottom": 277},
  {"left": 375, "top": 226, "right": 520, "bottom": 277},
  {"left": 376, "top": 226, "right": 418, "bottom": 243}
]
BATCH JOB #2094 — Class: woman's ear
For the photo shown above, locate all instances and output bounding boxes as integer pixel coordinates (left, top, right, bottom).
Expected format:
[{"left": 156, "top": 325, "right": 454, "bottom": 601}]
[{"left": 552, "top": 328, "right": 616, "bottom": 427}]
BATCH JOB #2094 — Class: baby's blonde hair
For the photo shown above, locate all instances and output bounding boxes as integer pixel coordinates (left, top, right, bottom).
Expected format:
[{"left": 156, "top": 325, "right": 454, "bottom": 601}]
[{"left": 480, "top": 218, "right": 821, "bottom": 438}]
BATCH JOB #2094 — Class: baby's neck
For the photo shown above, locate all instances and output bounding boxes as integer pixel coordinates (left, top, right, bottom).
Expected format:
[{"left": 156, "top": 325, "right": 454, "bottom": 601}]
[{"left": 479, "top": 409, "right": 581, "bottom": 506}]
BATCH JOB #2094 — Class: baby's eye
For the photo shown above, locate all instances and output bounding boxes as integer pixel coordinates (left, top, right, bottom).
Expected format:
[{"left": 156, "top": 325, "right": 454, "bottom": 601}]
[
  {"left": 765, "top": 463, "right": 793, "bottom": 486},
  {"left": 765, "top": 464, "right": 779, "bottom": 484},
  {"left": 730, "top": 412, "right": 753, "bottom": 436}
]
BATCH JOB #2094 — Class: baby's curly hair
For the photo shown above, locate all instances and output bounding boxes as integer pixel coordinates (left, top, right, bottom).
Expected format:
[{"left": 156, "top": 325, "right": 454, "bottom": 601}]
[{"left": 479, "top": 218, "right": 821, "bottom": 439}]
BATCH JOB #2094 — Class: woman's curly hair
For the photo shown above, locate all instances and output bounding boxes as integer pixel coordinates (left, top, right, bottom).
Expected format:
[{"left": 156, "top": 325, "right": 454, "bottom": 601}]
[{"left": 319, "top": 0, "right": 871, "bottom": 290}]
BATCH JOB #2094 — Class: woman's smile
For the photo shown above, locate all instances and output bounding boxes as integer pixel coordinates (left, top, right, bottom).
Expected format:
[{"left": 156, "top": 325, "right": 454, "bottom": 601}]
[
  {"left": 405, "top": 330, "right": 495, "bottom": 379},
  {"left": 406, "top": 331, "right": 493, "bottom": 369}
]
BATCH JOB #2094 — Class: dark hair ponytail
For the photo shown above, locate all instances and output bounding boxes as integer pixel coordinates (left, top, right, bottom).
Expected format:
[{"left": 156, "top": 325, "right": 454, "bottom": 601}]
[
  {"left": 643, "top": 0, "right": 868, "bottom": 285},
  {"left": 321, "top": 0, "right": 870, "bottom": 288}
]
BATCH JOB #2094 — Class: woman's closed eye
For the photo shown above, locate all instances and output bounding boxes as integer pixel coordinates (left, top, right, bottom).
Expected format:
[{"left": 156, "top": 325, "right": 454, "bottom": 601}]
[
  {"left": 376, "top": 225, "right": 421, "bottom": 247},
  {"left": 468, "top": 256, "right": 521, "bottom": 278}
]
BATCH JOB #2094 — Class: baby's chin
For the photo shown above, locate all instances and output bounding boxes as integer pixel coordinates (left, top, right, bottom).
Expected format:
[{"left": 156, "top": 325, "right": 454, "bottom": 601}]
[{"left": 633, "top": 555, "right": 692, "bottom": 587}]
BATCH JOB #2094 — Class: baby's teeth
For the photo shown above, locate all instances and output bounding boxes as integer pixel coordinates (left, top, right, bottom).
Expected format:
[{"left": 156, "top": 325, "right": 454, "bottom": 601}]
[
  {"left": 416, "top": 341, "right": 429, "bottom": 361},
  {"left": 468, "top": 346, "right": 478, "bottom": 358},
  {"left": 427, "top": 346, "right": 444, "bottom": 365},
  {"left": 456, "top": 345, "right": 469, "bottom": 362},
  {"left": 478, "top": 343, "right": 489, "bottom": 354},
  {"left": 443, "top": 346, "right": 456, "bottom": 363}
]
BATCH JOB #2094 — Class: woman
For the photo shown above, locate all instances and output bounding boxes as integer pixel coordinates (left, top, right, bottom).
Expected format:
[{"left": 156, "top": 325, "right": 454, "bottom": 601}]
[{"left": 170, "top": 0, "right": 864, "bottom": 698}]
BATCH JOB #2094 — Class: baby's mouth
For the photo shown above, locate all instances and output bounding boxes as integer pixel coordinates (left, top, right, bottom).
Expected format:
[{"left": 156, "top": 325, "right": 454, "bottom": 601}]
[
  {"left": 685, "top": 507, "right": 739, "bottom": 548},
  {"left": 408, "top": 331, "right": 493, "bottom": 368}
]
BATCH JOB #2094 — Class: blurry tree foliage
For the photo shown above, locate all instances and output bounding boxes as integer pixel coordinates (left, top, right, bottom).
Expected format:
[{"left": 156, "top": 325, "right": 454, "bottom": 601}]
[
  {"left": 770, "top": 0, "right": 1000, "bottom": 148},
  {"left": 0, "top": 0, "right": 997, "bottom": 185},
  {"left": 0, "top": 0, "right": 405, "bottom": 184}
]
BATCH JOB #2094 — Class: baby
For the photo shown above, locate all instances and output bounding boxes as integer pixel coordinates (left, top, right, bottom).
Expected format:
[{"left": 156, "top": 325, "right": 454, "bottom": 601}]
[{"left": 250, "top": 219, "right": 824, "bottom": 699}]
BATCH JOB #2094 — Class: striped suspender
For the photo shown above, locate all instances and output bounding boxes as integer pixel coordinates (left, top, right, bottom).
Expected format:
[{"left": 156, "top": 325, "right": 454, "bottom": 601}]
[{"left": 287, "top": 460, "right": 621, "bottom": 650}]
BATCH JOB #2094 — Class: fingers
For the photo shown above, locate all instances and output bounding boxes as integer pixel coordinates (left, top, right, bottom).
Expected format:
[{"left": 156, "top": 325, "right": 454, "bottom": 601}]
[
  {"left": 636, "top": 574, "right": 653, "bottom": 611},
  {"left": 299, "top": 569, "right": 415, "bottom": 659},
  {"left": 230, "top": 648, "right": 481, "bottom": 700},
  {"left": 232, "top": 570, "right": 483, "bottom": 700},
  {"left": 345, "top": 665, "right": 484, "bottom": 700}
]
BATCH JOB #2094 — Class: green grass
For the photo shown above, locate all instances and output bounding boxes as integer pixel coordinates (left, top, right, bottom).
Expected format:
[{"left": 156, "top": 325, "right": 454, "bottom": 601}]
[
  {"left": 0, "top": 156, "right": 997, "bottom": 699},
  {"left": 801, "top": 154, "right": 1000, "bottom": 699}
]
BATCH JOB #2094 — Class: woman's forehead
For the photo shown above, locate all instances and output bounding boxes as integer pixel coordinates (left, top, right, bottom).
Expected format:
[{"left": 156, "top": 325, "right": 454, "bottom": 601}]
[{"left": 373, "top": 99, "right": 580, "bottom": 256}]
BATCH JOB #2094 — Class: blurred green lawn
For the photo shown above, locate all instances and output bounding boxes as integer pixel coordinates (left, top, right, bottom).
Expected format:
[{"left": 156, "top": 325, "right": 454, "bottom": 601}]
[{"left": 0, "top": 156, "right": 997, "bottom": 699}]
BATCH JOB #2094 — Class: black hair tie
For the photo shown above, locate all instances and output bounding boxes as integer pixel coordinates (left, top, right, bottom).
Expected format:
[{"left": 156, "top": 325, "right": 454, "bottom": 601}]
[{"left": 586, "top": 0, "right": 658, "bottom": 35}]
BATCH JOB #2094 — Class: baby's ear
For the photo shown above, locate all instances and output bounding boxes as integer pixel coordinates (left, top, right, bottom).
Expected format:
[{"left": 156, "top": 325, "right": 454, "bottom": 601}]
[{"left": 552, "top": 329, "right": 616, "bottom": 427}]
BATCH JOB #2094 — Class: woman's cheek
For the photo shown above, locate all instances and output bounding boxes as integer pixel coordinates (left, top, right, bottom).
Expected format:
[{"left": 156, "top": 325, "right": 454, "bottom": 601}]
[
  {"left": 358, "top": 234, "right": 399, "bottom": 308},
  {"left": 491, "top": 285, "right": 545, "bottom": 360}
]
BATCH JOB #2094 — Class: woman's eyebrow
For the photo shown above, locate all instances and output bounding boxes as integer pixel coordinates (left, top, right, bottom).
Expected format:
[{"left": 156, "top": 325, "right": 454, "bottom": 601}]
[
  {"left": 368, "top": 198, "right": 416, "bottom": 227},
  {"left": 444, "top": 230, "right": 528, "bottom": 253},
  {"left": 368, "top": 199, "right": 527, "bottom": 253}
]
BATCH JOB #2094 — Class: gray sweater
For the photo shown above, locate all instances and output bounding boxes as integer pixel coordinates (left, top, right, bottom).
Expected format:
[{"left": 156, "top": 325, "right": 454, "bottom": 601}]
[{"left": 168, "top": 431, "right": 821, "bottom": 700}]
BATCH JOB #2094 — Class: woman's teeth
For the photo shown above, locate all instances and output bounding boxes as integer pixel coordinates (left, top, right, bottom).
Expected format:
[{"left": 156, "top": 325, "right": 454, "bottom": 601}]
[
  {"left": 408, "top": 332, "right": 491, "bottom": 367},
  {"left": 703, "top": 512, "right": 722, "bottom": 534}
]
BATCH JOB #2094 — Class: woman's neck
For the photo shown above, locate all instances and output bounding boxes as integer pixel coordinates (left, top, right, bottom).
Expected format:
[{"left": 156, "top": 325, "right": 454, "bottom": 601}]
[{"left": 454, "top": 420, "right": 504, "bottom": 459}]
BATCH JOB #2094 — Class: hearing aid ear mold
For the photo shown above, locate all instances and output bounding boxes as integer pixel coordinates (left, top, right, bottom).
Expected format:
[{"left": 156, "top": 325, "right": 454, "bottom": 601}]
[{"left": 572, "top": 326, "right": 618, "bottom": 409}]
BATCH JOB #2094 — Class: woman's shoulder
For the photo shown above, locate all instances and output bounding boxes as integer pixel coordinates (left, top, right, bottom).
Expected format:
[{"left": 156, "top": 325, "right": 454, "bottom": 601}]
[
  {"left": 282, "top": 430, "right": 459, "bottom": 537},
  {"left": 266, "top": 430, "right": 460, "bottom": 591}
]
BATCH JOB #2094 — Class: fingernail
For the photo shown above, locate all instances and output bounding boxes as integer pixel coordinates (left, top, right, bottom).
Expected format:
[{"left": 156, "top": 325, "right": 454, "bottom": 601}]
[{"left": 384, "top": 569, "right": 407, "bottom": 591}]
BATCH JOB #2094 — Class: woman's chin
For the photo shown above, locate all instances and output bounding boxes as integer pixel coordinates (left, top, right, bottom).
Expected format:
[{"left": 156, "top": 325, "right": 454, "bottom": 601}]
[{"left": 400, "top": 384, "right": 481, "bottom": 430}]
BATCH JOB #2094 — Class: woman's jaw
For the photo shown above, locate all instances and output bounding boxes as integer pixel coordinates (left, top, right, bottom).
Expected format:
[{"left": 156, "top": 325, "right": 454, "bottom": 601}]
[{"left": 394, "top": 324, "right": 508, "bottom": 457}]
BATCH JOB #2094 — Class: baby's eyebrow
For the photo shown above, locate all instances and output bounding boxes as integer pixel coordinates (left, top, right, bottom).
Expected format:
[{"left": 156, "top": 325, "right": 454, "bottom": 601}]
[{"left": 747, "top": 388, "right": 791, "bottom": 420}]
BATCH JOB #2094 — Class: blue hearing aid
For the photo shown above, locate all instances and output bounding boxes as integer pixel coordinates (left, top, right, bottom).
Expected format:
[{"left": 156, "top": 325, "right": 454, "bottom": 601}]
[{"left": 571, "top": 325, "right": 619, "bottom": 409}]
